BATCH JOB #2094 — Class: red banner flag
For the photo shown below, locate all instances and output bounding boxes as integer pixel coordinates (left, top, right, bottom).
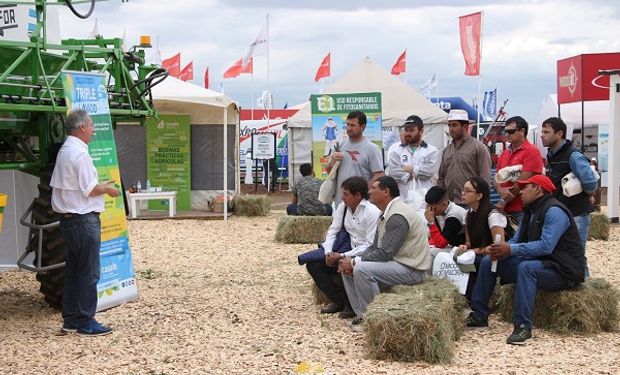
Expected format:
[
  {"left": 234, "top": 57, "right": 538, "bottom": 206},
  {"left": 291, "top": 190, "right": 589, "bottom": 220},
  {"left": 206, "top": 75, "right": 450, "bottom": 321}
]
[
  {"left": 314, "top": 53, "right": 330, "bottom": 82},
  {"left": 459, "top": 12, "right": 482, "bottom": 76},
  {"left": 204, "top": 67, "right": 209, "bottom": 89},
  {"left": 223, "top": 58, "right": 253, "bottom": 79},
  {"left": 162, "top": 53, "right": 181, "bottom": 78},
  {"left": 391, "top": 49, "right": 407, "bottom": 75},
  {"left": 180, "top": 62, "right": 194, "bottom": 81}
]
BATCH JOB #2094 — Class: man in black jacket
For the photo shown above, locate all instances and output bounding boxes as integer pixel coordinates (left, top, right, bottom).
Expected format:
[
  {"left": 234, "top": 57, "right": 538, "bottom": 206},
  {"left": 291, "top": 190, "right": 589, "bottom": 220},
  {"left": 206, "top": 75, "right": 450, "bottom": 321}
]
[{"left": 465, "top": 175, "right": 584, "bottom": 345}]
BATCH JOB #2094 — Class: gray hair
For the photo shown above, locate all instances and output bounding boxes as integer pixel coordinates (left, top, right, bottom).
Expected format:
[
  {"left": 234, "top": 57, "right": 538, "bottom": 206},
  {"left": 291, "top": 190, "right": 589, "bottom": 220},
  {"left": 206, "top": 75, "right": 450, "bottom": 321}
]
[{"left": 65, "top": 109, "right": 91, "bottom": 135}]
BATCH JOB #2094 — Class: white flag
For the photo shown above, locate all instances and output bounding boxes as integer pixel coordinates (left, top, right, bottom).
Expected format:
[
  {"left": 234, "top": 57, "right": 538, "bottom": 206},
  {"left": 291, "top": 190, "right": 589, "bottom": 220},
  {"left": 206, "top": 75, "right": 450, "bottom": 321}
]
[
  {"left": 419, "top": 72, "right": 437, "bottom": 98},
  {"left": 88, "top": 18, "right": 99, "bottom": 38},
  {"left": 243, "top": 21, "right": 268, "bottom": 68}
]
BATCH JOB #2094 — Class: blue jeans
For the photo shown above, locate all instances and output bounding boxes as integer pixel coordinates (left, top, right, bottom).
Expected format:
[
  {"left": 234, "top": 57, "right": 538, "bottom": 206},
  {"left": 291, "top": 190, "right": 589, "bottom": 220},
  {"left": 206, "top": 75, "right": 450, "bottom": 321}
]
[
  {"left": 573, "top": 214, "right": 591, "bottom": 277},
  {"left": 471, "top": 255, "right": 574, "bottom": 329},
  {"left": 60, "top": 212, "right": 101, "bottom": 329},
  {"left": 286, "top": 203, "right": 333, "bottom": 216}
]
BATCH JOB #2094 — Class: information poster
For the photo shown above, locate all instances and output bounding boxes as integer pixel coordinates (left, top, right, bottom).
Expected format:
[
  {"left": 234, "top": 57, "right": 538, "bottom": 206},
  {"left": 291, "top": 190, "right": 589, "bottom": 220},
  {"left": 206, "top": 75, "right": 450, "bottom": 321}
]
[
  {"left": 310, "top": 92, "right": 382, "bottom": 178},
  {"left": 146, "top": 115, "right": 191, "bottom": 210},
  {"left": 61, "top": 71, "right": 139, "bottom": 311}
]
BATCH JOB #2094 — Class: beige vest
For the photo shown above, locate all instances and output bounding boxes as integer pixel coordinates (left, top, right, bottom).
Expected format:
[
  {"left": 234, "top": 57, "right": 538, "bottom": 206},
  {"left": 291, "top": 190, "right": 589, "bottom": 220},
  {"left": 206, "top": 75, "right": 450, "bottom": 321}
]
[{"left": 377, "top": 199, "right": 432, "bottom": 271}]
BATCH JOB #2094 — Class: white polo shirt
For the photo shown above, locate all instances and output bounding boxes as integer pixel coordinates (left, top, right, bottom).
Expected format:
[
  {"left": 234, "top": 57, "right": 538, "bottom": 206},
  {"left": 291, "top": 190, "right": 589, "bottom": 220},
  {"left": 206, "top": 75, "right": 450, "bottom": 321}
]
[{"left": 50, "top": 136, "right": 104, "bottom": 214}]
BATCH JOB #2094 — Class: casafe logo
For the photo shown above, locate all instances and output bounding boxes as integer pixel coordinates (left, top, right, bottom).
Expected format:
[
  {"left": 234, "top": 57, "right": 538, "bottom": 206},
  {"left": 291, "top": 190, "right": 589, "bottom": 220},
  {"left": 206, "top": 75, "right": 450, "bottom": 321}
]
[{"left": 559, "top": 63, "right": 578, "bottom": 96}]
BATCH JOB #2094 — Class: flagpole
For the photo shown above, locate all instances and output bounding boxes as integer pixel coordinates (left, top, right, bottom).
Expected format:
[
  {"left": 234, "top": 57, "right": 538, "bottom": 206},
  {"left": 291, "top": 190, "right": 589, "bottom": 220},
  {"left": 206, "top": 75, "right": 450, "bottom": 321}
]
[
  {"left": 476, "top": 11, "right": 484, "bottom": 141},
  {"left": 404, "top": 49, "right": 408, "bottom": 85},
  {"left": 251, "top": 71, "right": 255, "bottom": 120},
  {"left": 266, "top": 13, "right": 272, "bottom": 192}
]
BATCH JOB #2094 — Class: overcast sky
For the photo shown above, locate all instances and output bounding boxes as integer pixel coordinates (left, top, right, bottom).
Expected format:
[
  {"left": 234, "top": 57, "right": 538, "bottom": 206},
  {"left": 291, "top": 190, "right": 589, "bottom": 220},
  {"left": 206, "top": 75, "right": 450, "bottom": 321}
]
[{"left": 57, "top": 0, "right": 620, "bottom": 123}]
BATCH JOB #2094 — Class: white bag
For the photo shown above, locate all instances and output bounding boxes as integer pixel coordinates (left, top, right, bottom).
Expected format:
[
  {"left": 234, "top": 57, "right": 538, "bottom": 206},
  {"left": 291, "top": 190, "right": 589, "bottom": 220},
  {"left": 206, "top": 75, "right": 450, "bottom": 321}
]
[
  {"left": 432, "top": 250, "right": 469, "bottom": 295},
  {"left": 318, "top": 160, "right": 340, "bottom": 204},
  {"left": 561, "top": 166, "right": 600, "bottom": 198},
  {"left": 405, "top": 178, "right": 427, "bottom": 216}
]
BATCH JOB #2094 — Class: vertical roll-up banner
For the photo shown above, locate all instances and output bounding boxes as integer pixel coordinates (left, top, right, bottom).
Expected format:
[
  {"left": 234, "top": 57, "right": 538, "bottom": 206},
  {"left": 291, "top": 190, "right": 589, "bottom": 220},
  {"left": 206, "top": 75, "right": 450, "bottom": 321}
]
[{"left": 61, "top": 71, "right": 139, "bottom": 311}]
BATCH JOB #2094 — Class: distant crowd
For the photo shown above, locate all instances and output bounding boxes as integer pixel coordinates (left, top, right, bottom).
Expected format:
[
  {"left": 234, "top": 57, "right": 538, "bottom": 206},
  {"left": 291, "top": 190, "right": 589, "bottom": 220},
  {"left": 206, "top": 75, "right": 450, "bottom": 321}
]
[{"left": 291, "top": 109, "right": 598, "bottom": 345}]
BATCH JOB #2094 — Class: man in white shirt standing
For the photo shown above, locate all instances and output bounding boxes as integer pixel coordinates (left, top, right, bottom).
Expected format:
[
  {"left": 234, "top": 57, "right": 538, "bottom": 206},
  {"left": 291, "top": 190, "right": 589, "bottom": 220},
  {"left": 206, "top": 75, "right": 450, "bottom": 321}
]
[
  {"left": 386, "top": 115, "right": 439, "bottom": 210},
  {"left": 51, "top": 109, "right": 119, "bottom": 337},
  {"left": 305, "top": 176, "right": 381, "bottom": 318}
]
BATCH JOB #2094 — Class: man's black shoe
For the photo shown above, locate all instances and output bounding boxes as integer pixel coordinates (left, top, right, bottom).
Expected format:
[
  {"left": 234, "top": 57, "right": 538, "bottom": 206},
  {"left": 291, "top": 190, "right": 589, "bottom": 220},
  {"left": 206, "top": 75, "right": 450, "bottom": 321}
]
[
  {"left": 506, "top": 324, "right": 532, "bottom": 345},
  {"left": 465, "top": 312, "right": 489, "bottom": 329},
  {"left": 320, "top": 303, "right": 343, "bottom": 314},
  {"left": 338, "top": 307, "right": 356, "bottom": 319}
]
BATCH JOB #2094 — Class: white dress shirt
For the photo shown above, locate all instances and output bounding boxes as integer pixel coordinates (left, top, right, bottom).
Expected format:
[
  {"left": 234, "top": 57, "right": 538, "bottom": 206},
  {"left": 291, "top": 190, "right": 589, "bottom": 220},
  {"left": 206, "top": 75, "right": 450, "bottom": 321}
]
[
  {"left": 50, "top": 136, "right": 104, "bottom": 214},
  {"left": 322, "top": 199, "right": 381, "bottom": 257}
]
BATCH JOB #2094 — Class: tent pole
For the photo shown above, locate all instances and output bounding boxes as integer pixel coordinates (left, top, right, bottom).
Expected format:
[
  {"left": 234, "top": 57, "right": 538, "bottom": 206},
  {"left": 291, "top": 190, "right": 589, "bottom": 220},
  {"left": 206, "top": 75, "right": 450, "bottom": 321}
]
[{"left": 224, "top": 107, "right": 228, "bottom": 221}]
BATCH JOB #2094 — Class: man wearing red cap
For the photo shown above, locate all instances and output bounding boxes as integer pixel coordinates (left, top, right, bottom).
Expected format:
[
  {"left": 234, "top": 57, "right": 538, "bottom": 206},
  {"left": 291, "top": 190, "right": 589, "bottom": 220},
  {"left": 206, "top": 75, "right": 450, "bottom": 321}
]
[{"left": 465, "top": 175, "right": 585, "bottom": 345}]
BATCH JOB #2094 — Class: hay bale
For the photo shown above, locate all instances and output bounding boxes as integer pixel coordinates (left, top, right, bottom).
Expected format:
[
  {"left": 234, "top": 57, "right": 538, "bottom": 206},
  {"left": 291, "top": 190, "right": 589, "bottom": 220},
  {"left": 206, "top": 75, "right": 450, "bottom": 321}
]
[
  {"left": 311, "top": 283, "right": 331, "bottom": 305},
  {"left": 364, "top": 278, "right": 467, "bottom": 364},
  {"left": 497, "top": 278, "right": 619, "bottom": 334},
  {"left": 274, "top": 215, "right": 333, "bottom": 244},
  {"left": 589, "top": 212, "right": 610, "bottom": 240},
  {"left": 234, "top": 195, "right": 270, "bottom": 216}
]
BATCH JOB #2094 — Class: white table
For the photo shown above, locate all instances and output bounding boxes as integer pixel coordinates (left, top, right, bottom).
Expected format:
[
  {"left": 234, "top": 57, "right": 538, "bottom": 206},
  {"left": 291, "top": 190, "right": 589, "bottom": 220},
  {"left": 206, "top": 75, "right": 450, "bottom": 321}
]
[{"left": 128, "top": 191, "right": 177, "bottom": 219}]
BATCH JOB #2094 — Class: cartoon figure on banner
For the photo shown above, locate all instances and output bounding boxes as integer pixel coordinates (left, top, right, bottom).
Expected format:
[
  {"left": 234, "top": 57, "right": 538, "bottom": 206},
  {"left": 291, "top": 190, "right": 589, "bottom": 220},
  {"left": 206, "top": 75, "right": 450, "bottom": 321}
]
[
  {"left": 338, "top": 123, "right": 348, "bottom": 145},
  {"left": 321, "top": 117, "right": 339, "bottom": 156}
]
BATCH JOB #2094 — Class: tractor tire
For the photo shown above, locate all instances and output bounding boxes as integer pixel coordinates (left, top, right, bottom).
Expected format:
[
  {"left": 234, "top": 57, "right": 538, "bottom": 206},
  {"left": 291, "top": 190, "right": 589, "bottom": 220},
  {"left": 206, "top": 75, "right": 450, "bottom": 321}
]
[{"left": 28, "top": 170, "right": 66, "bottom": 308}]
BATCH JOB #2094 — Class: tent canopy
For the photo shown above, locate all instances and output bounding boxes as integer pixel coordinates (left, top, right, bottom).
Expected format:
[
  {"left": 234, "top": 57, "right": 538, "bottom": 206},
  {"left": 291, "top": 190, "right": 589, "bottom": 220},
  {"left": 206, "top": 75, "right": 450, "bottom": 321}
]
[
  {"left": 152, "top": 77, "right": 238, "bottom": 124},
  {"left": 287, "top": 58, "right": 448, "bottom": 129}
]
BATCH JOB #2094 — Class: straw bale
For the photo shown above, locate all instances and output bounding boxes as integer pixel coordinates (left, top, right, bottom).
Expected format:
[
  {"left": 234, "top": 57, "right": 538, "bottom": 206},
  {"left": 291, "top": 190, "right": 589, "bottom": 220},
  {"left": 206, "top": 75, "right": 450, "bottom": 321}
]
[
  {"left": 234, "top": 195, "right": 271, "bottom": 216},
  {"left": 363, "top": 278, "right": 467, "bottom": 364},
  {"left": 497, "top": 278, "right": 619, "bottom": 334},
  {"left": 589, "top": 212, "right": 610, "bottom": 240},
  {"left": 311, "top": 283, "right": 331, "bottom": 305},
  {"left": 274, "top": 215, "right": 333, "bottom": 243}
]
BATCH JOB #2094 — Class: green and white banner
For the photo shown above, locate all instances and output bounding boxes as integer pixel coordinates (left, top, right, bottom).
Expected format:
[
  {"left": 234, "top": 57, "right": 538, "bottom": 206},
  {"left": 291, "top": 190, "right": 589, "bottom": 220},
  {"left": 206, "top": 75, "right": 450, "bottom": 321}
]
[
  {"left": 61, "top": 70, "right": 139, "bottom": 311},
  {"left": 146, "top": 115, "right": 191, "bottom": 211},
  {"left": 310, "top": 92, "right": 383, "bottom": 178}
]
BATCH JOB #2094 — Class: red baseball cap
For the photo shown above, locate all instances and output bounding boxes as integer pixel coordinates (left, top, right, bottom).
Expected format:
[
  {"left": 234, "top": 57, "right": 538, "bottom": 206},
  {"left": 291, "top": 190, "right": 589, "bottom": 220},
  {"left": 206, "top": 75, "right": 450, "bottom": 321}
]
[{"left": 516, "top": 175, "right": 556, "bottom": 193}]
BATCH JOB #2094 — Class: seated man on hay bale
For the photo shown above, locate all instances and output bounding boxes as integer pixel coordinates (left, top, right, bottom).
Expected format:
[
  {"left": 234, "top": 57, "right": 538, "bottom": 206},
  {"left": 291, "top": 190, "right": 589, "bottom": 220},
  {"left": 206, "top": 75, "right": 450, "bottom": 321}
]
[
  {"left": 287, "top": 163, "right": 333, "bottom": 216},
  {"left": 338, "top": 176, "right": 432, "bottom": 330},
  {"left": 302, "top": 176, "right": 381, "bottom": 317},
  {"left": 423, "top": 185, "right": 467, "bottom": 253},
  {"left": 466, "top": 175, "right": 585, "bottom": 345}
]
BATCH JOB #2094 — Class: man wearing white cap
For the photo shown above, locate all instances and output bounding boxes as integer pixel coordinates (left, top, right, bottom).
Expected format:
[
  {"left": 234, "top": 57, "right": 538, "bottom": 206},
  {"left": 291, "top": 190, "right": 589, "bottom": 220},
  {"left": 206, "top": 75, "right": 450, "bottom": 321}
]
[
  {"left": 466, "top": 175, "right": 585, "bottom": 345},
  {"left": 437, "top": 109, "right": 492, "bottom": 205},
  {"left": 385, "top": 115, "right": 439, "bottom": 210}
]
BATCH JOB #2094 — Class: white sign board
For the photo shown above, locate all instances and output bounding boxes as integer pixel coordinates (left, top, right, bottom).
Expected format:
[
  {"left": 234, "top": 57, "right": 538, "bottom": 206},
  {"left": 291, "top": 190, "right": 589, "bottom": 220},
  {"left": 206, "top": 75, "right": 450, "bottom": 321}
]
[{"left": 251, "top": 133, "right": 276, "bottom": 160}]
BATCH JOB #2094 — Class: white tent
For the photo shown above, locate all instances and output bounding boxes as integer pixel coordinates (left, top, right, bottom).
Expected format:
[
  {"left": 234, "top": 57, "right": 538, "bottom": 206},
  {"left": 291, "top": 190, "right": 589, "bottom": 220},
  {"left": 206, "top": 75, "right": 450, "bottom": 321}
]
[
  {"left": 286, "top": 58, "right": 448, "bottom": 186},
  {"left": 117, "top": 77, "right": 240, "bottom": 217}
]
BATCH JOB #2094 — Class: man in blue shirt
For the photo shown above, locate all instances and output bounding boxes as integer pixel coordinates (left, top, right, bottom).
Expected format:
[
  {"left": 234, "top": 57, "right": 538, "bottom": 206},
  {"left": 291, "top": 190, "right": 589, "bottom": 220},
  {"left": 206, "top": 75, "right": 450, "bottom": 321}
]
[
  {"left": 465, "top": 175, "right": 585, "bottom": 345},
  {"left": 541, "top": 117, "right": 598, "bottom": 277}
]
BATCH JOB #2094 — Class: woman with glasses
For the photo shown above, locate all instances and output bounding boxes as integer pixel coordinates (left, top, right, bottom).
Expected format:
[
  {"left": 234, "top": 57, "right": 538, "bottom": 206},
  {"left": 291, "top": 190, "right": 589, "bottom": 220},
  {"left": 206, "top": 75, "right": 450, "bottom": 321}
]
[{"left": 458, "top": 176, "right": 507, "bottom": 302}]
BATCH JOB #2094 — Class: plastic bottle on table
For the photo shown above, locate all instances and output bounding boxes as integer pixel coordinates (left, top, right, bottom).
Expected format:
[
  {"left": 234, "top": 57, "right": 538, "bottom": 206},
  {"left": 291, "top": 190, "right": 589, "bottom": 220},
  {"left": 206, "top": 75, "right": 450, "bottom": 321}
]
[
  {"left": 137, "top": 180, "right": 142, "bottom": 192},
  {"left": 146, "top": 179, "right": 151, "bottom": 193}
]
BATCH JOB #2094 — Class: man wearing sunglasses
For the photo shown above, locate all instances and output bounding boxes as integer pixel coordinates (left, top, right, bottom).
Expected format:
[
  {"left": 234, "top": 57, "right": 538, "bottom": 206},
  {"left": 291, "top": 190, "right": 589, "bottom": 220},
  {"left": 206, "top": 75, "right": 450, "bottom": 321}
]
[{"left": 494, "top": 116, "right": 544, "bottom": 224}]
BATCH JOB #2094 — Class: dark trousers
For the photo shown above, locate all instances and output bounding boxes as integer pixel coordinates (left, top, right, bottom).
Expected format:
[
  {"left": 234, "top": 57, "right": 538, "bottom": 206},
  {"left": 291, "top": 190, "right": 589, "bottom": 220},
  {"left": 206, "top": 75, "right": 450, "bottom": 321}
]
[
  {"left": 60, "top": 212, "right": 101, "bottom": 329},
  {"left": 471, "top": 255, "right": 574, "bottom": 329},
  {"left": 306, "top": 260, "right": 349, "bottom": 307}
]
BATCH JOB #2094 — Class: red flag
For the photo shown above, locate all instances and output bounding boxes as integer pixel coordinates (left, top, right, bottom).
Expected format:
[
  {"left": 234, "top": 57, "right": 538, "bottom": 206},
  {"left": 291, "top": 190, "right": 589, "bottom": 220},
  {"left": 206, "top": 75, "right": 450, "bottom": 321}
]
[
  {"left": 391, "top": 49, "right": 407, "bottom": 75},
  {"left": 162, "top": 53, "right": 181, "bottom": 78},
  {"left": 204, "top": 67, "right": 209, "bottom": 89},
  {"left": 223, "top": 58, "right": 253, "bottom": 79},
  {"left": 459, "top": 11, "right": 482, "bottom": 76},
  {"left": 314, "top": 53, "right": 330, "bottom": 82},
  {"left": 180, "top": 62, "right": 194, "bottom": 81}
]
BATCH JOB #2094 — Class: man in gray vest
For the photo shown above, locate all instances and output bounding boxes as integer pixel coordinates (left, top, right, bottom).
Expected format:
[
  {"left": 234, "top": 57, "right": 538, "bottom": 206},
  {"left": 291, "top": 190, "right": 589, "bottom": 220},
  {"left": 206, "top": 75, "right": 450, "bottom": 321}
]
[{"left": 338, "top": 176, "right": 432, "bottom": 330}]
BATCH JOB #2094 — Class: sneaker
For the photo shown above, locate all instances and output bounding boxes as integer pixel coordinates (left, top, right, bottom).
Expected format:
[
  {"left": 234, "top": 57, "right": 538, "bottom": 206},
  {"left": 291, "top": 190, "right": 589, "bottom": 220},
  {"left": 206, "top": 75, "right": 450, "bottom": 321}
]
[
  {"left": 465, "top": 313, "right": 488, "bottom": 329},
  {"left": 506, "top": 324, "right": 532, "bottom": 345},
  {"left": 77, "top": 320, "right": 113, "bottom": 337},
  {"left": 61, "top": 322, "right": 78, "bottom": 333}
]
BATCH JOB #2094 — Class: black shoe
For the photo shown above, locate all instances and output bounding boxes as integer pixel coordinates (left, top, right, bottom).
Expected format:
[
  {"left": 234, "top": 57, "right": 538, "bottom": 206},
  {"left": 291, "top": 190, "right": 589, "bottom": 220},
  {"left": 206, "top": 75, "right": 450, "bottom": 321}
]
[
  {"left": 320, "top": 303, "right": 343, "bottom": 314},
  {"left": 506, "top": 324, "right": 532, "bottom": 345},
  {"left": 465, "top": 313, "right": 488, "bottom": 329},
  {"left": 350, "top": 316, "right": 363, "bottom": 325},
  {"left": 338, "top": 307, "right": 356, "bottom": 319}
]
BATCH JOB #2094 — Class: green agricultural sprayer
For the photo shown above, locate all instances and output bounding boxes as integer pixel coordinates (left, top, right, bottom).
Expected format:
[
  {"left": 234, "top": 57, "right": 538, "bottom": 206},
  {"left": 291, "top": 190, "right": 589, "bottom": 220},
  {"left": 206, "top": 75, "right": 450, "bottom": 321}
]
[{"left": 0, "top": 0, "right": 166, "bottom": 306}]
